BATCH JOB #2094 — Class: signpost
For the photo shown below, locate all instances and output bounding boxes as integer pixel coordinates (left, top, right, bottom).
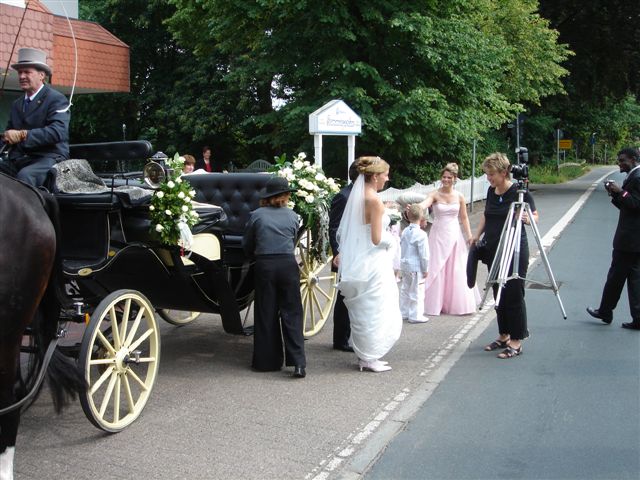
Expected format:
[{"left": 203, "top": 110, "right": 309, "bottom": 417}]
[
  {"left": 308, "top": 100, "right": 362, "bottom": 176},
  {"left": 559, "top": 139, "right": 573, "bottom": 150}
]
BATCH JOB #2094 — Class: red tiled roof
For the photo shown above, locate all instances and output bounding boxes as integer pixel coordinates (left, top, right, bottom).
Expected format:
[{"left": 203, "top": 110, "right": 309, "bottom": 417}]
[
  {"left": 53, "top": 17, "right": 130, "bottom": 93},
  {"left": 0, "top": 0, "right": 130, "bottom": 94}
]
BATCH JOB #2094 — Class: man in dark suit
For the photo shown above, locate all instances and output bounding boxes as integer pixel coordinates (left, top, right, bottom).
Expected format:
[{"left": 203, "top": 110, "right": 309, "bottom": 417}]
[
  {"left": 587, "top": 147, "right": 640, "bottom": 330},
  {"left": 329, "top": 162, "right": 359, "bottom": 351},
  {"left": 2, "top": 48, "right": 70, "bottom": 187}
]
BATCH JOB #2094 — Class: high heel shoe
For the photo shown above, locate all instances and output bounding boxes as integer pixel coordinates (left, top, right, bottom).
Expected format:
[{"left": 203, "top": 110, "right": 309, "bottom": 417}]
[{"left": 358, "top": 359, "right": 392, "bottom": 372}]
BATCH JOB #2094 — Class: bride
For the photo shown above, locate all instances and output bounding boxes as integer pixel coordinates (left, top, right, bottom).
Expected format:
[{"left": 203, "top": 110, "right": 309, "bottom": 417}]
[{"left": 337, "top": 156, "right": 402, "bottom": 372}]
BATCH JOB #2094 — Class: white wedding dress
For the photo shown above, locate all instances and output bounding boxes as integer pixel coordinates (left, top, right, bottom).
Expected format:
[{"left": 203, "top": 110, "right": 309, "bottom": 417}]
[{"left": 337, "top": 181, "right": 402, "bottom": 362}]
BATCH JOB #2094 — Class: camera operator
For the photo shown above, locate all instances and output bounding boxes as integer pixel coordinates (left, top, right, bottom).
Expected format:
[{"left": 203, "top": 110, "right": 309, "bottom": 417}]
[
  {"left": 587, "top": 147, "right": 640, "bottom": 330},
  {"left": 471, "top": 152, "right": 538, "bottom": 359}
]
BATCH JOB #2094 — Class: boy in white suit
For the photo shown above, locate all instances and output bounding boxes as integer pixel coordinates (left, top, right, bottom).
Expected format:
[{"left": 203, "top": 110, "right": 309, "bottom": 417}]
[{"left": 399, "top": 204, "right": 430, "bottom": 323}]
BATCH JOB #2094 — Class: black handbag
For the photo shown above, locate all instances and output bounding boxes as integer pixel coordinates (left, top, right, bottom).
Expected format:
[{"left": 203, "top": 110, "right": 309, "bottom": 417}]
[{"left": 466, "top": 238, "right": 488, "bottom": 288}]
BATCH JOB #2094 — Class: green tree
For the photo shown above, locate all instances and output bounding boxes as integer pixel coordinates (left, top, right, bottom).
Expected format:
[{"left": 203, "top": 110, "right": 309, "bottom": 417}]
[{"left": 167, "top": 0, "right": 570, "bottom": 184}]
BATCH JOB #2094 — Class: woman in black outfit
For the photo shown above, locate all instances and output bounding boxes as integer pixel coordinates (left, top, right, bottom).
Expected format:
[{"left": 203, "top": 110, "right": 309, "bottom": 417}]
[
  {"left": 242, "top": 176, "right": 306, "bottom": 377},
  {"left": 471, "top": 152, "right": 538, "bottom": 359}
]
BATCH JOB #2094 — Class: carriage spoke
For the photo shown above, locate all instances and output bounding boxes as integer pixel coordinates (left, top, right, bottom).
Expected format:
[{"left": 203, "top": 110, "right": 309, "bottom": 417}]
[
  {"left": 308, "top": 295, "right": 318, "bottom": 330},
  {"left": 89, "top": 358, "right": 116, "bottom": 366},
  {"left": 96, "top": 330, "right": 117, "bottom": 356},
  {"left": 313, "top": 284, "right": 332, "bottom": 302},
  {"left": 135, "top": 356, "right": 156, "bottom": 363},
  {"left": 127, "top": 368, "right": 148, "bottom": 390},
  {"left": 119, "top": 299, "right": 131, "bottom": 342},
  {"left": 113, "top": 374, "right": 121, "bottom": 422},
  {"left": 129, "top": 328, "right": 153, "bottom": 352},
  {"left": 122, "top": 374, "right": 135, "bottom": 412},
  {"left": 89, "top": 365, "right": 115, "bottom": 395},
  {"left": 124, "top": 308, "right": 145, "bottom": 347},
  {"left": 98, "top": 371, "right": 118, "bottom": 417},
  {"left": 311, "top": 291, "right": 324, "bottom": 318},
  {"left": 109, "top": 306, "right": 121, "bottom": 349}
]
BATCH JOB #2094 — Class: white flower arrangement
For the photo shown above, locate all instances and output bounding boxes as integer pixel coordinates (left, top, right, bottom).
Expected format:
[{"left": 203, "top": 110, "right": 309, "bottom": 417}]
[
  {"left": 270, "top": 152, "right": 341, "bottom": 261},
  {"left": 149, "top": 153, "right": 199, "bottom": 247}
]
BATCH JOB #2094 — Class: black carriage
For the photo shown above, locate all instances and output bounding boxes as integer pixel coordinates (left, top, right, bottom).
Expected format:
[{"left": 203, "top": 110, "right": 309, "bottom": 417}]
[{"left": 48, "top": 141, "right": 336, "bottom": 431}]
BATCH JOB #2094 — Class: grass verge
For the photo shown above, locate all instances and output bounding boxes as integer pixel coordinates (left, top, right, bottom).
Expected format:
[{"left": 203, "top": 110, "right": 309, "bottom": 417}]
[{"left": 529, "top": 163, "right": 592, "bottom": 184}]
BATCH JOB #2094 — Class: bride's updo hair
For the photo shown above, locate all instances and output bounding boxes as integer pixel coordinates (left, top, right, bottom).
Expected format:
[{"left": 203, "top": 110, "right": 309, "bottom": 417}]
[
  {"left": 441, "top": 162, "right": 459, "bottom": 178},
  {"left": 355, "top": 156, "right": 389, "bottom": 181}
]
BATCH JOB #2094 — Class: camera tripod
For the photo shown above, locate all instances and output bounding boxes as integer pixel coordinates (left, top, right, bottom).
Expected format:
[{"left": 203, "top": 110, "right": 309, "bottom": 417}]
[{"left": 480, "top": 186, "right": 567, "bottom": 319}]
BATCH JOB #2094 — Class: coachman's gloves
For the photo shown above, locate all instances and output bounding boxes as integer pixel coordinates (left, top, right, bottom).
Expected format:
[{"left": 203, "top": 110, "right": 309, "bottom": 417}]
[{"left": 2, "top": 129, "right": 28, "bottom": 144}]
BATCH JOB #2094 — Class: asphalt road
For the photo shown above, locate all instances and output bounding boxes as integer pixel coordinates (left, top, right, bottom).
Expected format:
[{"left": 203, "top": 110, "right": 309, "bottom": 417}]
[
  {"left": 364, "top": 167, "right": 640, "bottom": 480},
  {"left": 14, "top": 166, "right": 635, "bottom": 480}
]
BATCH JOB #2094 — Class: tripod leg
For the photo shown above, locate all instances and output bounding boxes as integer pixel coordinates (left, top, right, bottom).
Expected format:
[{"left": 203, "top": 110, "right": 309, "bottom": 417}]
[
  {"left": 526, "top": 204, "right": 568, "bottom": 319},
  {"left": 482, "top": 202, "right": 520, "bottom": 309}
]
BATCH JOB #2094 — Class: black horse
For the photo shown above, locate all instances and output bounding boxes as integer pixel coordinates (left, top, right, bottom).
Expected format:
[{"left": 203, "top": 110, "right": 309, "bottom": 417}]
[{"left": 0, "top": 173, "right": 84, "bottom": 480}]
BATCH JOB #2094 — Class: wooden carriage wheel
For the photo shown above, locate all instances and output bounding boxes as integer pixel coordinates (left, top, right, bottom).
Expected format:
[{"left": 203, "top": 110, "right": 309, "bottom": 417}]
[
  {"left": 297, "top": 228, "right": 337, "bottom": 338},
  {"left": 157, "top": 309, "right": 201, "bottom": 325},
  {"left": 79, "top": 289, "right": 160, "bottom": 432}
]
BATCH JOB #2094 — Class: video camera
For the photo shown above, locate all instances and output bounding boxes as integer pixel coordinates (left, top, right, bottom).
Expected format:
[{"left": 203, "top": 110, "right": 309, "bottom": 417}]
[{"left": 510, "top": 146, "right": 529, "bottom": 182}]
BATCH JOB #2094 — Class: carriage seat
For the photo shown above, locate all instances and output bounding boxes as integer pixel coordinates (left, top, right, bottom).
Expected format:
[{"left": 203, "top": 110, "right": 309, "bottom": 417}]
[
  {"left": 184, "top": 172, "right": 272, "bottom": 264},
  {"left": 50, "top": 159, "right": 152, "bottom": 211}
]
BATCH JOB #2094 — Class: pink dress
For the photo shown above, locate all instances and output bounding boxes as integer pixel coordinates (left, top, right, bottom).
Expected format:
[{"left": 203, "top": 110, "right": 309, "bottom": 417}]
[{"left": 424, "top": 202, "right": 480, "bottom": 315}]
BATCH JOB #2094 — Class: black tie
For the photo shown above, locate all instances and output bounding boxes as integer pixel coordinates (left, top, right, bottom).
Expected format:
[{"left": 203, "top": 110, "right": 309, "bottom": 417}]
[{"left": 23, "top": 97, "right": 31, "bottom": 112}]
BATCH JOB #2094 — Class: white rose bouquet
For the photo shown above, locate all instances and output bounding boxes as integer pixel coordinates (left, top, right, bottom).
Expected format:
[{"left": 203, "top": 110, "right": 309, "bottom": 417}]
[
  {"left": 270, "top": 152, "right": 340, "bottom": 261},
  {"left": 149, "top": 153, "right": 199, "bottom": 248}
]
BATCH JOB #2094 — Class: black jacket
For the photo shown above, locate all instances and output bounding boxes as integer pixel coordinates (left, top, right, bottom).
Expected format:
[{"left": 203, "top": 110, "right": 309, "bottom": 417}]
[
  {"left": 329, "top": 184, "right": 352, "bottom": 256},
  {"left": 6, "top": 84, "right": 70, "bottom": 162},
  {"left": 611, "top": 166, "right": 640, "bottom": 252}
]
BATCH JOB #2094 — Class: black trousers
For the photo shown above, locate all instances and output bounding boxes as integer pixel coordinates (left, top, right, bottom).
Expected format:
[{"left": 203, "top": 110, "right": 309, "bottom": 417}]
[
  {"left": 488, "top": 243, "right": 529, "bottom": 341},
  {"left": 332, "top": 290, "right": 351, "bottom": 347},
  {"left": 599, "top": 249, "right": 640, "bottom": 321},
  {"left": 252, "top": 255, "right": 306, "bottom": 371}
]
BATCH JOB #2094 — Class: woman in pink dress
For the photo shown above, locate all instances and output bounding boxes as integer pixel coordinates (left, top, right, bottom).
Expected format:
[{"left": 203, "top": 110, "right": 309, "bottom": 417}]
[{"left": 417, "top": 163, "right": 480, "bottom": 316}]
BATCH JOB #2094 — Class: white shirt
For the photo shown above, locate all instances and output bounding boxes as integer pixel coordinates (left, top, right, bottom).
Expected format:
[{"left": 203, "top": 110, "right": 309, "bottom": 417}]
[{"left": 400, "top": 223, "right": 429, "bottom": 273}]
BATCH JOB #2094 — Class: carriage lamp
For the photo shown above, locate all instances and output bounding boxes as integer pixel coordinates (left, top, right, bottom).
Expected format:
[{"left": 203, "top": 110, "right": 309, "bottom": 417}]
[
  {"left": 143, "top": 151, "right": 169, "bottom": 188},
  {"left": 143, "top": 161, "right": 166, "bottom": 188}
]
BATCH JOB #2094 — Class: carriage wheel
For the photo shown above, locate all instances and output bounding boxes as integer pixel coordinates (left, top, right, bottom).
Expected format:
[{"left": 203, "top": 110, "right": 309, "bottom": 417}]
[
  {"left": 157, "top": 309, "right": 201, "bottom": 326},
  {"left": 297, "top": 228, "right": 337, "bottom": 337},
  {"left": 79, "top": 289, "right": 160, "bottom": 433}
]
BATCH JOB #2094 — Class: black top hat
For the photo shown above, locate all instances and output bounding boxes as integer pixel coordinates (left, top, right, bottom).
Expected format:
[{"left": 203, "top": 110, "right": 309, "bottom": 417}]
[{"left": 260, "top": 176, "right": 296, "bottom": 199}]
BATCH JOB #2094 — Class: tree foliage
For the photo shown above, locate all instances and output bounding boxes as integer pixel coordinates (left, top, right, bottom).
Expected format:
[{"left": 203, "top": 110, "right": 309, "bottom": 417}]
[
  {"left": 72, "top": 0, "right": 571, "bottom": 184},
  {"left": 167, "top": 0, "right": 569, "bottom": 183}
]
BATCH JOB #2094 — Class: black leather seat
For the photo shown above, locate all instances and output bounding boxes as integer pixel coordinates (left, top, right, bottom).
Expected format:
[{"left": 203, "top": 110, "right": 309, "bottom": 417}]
[{"left": 185, "top": 172, "right": 272, "bottom": 264}]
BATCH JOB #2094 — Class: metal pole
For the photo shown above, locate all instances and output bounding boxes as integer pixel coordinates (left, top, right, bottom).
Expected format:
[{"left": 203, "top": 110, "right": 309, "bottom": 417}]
[
  {"left": 515, "top": 113, "right": 520, "bottom": 150},
  {"left": 604, "top": 143, "right": 608, "bottom": 163},
  {"left": 122, "top": 123, "right": 126, "bottom": 141},
  {"left": 556, "top": 129, "right": 560, "bottom": 172},
  {"left": 470, "top": 139, "right": 477, "bottom": 213}
]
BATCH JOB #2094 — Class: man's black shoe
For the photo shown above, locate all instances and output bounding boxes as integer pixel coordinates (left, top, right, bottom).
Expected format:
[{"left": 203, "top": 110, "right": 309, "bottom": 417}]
[
  {"left": 586, "top": 307, "right": 612, "bottom": 324},
  {"left": 293, "top": 366, "right": 306, "bottom": 378},
  {"left": 621, "top": 322, "right": 640, "bottom": 330},
  {"left": 333, "top": 344, "right": 354, "bottom": 352}
]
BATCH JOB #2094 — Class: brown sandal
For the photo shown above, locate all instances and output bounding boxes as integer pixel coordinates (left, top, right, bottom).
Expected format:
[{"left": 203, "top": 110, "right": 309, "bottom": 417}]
[
  {"left": 484, "top": 339, "right": 508, "bottom": 351},
  {"left": 497, "top": 345, "right": 522, "bottom": 359}
]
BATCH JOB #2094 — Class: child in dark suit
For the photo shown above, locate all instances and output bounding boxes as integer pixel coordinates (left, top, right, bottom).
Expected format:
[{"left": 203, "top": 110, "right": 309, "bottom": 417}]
[{"left": 242, "top": 176, "right": 306, "bottom": 377}]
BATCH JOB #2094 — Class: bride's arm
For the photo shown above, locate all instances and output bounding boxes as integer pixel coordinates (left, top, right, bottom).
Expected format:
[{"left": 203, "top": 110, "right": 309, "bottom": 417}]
[{"left": 369, "top": 198, "right": 385, "bottom": 245}]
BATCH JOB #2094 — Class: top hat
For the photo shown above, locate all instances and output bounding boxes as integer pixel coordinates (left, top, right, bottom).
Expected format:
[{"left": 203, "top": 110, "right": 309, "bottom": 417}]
[
  {"left": 11, "top": 48, "right": 52, "bottom": 76},
  {"left": 260, "top": 176, "right": 296, "bottom": 199}
]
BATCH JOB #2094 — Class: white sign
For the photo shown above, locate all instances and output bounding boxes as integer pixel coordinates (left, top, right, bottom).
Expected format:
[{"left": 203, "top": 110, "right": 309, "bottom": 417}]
[{"left": 309, "top": 99, "right": 362, "bottom": 135}]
